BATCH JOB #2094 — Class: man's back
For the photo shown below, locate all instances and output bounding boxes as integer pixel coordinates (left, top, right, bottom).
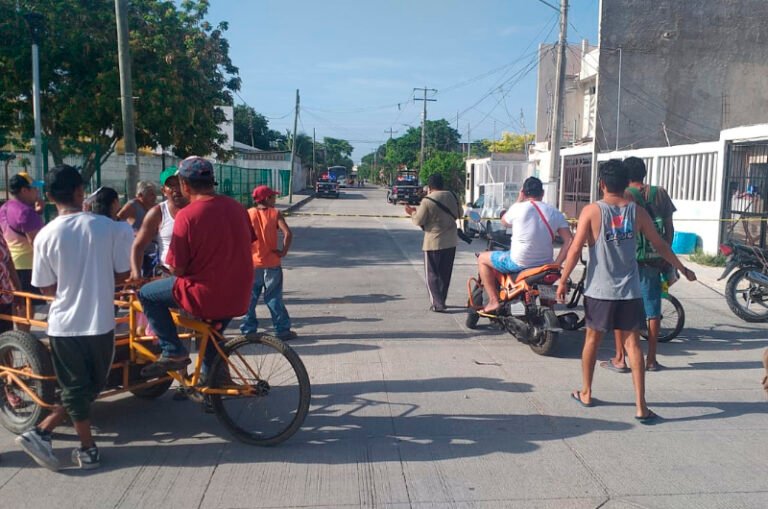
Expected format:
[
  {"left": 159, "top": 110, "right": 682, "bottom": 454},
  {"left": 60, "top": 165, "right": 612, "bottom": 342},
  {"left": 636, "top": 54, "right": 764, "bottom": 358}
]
[
  {"left": 33, "top": 213, "right": 128, "bottom": 336},
  {"left": 167, "top": 195, "right": 254, "bottom": 319},
  {"left": 506, "top": 201, "right": 567, "bottom": 267}
]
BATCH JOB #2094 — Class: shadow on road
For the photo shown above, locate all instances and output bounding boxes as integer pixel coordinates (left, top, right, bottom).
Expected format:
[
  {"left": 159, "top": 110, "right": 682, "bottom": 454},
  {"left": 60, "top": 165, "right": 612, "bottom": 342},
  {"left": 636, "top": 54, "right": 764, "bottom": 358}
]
[{"left": 0, "top": 375, "right": 633, "bottom": 471}]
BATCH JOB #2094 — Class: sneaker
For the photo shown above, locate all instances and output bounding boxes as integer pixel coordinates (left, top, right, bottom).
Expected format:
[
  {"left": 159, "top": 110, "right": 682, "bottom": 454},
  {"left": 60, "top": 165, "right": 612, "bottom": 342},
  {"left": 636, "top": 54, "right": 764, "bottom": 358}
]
[
  {"left": 275, "top": 330, "right": 298, "bottom": 341},
  {"left": 15, "top": 429, "right": 60, "bottom": 471},
  {"left": 71, "top": 446, "right": 100, "bottom": 470}
]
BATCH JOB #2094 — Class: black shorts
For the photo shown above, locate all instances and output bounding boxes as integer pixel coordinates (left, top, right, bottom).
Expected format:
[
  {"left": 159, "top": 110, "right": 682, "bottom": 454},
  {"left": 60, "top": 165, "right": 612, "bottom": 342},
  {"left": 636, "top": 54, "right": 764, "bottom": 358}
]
[
  {"left": 16, "top": 269, "right": 44, "bottom": 308},
  {"left": 584, "top": 296, "right": 644, "bottom": 332},
  {"left": 16, "top": 269, "right": 36, "bottom": 293}
]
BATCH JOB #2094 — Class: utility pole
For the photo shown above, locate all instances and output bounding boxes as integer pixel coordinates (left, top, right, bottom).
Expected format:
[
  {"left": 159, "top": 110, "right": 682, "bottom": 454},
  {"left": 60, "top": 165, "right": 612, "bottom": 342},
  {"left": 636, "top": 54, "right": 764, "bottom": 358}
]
[
  {"left": 115, "top": 0, "right": 139, "bottom": 197},
  {"left": 615, "top": 46, "right": 623, "bottom": 151},
  {"left": 23, "top": 13, "right": 44, "bottom": 180},
  {"left": 384, "top": 127, "right": 398, "bottom": 140},
  {"left": 373, "top": 150, "right": 378, "bottom": 183},
  {"left": 288, "top": 89, "right": 299, "bottom": 204},
  {"left": 467, "top": 123, "right": 471, "bottom": 159},
  {"left": 248, "top": 108, "right": 255, "bottom": 147},
  {"left": 413, "top": 86, "right": 437, "bottom": 169},
  {"left": 551, "top": 0, "right": 568, "bottom": 209},
  {"left": 312, "top": 127, "right": 316, "bottom": 184}
]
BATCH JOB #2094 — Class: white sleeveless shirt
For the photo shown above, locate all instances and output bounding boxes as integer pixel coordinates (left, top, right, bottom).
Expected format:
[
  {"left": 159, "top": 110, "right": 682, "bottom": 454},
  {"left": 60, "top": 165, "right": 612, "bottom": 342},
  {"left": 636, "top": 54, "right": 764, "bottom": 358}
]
[{"left": 157, "top": 201, "right": 175, "bottom": 267}]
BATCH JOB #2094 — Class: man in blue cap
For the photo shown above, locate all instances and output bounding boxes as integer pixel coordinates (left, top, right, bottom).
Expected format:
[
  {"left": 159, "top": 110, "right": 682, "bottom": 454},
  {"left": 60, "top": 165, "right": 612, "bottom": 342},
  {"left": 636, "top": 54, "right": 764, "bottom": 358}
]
[{"left": 138, "top": 156, "right": 255, "bottom": 377}]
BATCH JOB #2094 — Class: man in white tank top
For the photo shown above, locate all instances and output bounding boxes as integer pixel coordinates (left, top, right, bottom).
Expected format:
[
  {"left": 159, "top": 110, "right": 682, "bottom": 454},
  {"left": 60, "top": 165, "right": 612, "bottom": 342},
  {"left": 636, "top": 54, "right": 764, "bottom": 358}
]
[{"left": 129, "top": 167, "right": 189, "bottom": 280}]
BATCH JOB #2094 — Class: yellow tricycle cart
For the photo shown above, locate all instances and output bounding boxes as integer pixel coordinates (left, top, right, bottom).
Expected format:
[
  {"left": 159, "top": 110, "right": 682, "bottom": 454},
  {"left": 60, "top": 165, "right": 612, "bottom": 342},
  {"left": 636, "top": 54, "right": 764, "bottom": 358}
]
[{"left": 0, "top": 289, "right": 310, "bottom": 446}]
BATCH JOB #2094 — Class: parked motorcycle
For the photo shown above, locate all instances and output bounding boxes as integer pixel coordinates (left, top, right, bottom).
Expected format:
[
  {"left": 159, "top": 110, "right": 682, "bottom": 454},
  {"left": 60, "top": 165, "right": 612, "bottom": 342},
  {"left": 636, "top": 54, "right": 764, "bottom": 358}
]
[
  {"left": 464, "top": 212, "right": 562, "bottom": 356},
  {"left": 719, "top": 241, "right": 768, "bottom": 322}
]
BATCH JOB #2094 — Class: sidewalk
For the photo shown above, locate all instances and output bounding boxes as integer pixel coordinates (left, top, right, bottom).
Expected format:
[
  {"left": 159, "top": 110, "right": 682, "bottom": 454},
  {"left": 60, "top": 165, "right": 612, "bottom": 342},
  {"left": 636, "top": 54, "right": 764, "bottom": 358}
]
[{"left": 275, "top": 188, "right": 313, "bottom": 213}]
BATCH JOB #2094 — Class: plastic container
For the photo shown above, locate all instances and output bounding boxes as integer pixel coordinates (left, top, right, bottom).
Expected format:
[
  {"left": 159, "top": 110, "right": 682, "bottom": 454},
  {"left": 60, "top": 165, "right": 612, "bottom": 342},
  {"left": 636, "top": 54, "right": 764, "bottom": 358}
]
[{"left": 671, "top": 231, "right": 697, "bottom": 255}]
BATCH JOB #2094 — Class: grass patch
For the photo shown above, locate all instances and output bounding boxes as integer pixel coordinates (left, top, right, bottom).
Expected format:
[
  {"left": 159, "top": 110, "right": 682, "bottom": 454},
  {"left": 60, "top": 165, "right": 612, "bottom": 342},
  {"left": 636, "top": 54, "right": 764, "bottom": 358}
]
[{"left": 688, "top": 249, "right": 727, "bottom": 267}]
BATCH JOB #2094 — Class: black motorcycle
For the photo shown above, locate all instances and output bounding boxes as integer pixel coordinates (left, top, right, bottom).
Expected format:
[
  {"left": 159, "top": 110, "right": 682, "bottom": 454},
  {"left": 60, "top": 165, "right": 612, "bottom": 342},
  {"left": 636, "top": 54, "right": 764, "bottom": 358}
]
[{"left": 719, "top": 241, "right": 768, "bottom": 322}]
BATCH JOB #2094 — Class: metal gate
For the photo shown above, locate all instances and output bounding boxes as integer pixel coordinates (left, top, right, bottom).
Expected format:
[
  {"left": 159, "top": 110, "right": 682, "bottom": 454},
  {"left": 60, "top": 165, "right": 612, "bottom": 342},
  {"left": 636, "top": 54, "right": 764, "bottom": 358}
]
[
  {"left": 561, "top": 154, "right": 592, "bottom": 219},
  {"left": 721, "top": 142, "right": 768, "bottom": 248}
]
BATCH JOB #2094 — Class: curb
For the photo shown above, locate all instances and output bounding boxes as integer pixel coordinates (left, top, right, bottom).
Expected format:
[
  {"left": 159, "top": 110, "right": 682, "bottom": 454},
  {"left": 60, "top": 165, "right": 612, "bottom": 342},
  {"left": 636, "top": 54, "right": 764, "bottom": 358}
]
[{"left": 280, "top": 194, "right": 314, "bottom": 214}]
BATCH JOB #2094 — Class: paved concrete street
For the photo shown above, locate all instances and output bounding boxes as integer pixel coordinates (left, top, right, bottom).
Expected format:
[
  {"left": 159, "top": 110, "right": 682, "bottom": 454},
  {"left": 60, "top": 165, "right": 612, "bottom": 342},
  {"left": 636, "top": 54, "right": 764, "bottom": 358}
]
[{"left": 1, "top": 185, "right": 767, "bottom": 509}]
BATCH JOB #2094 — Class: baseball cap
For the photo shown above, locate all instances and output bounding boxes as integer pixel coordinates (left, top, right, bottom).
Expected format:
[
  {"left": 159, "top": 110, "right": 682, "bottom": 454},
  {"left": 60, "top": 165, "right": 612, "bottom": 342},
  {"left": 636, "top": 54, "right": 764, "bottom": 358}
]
[
  {"left": 178, "top": 156, "right": 214, "bottom": 181},
  {"left": 9, "top": 172, "right": 44, "bottom": 194},
  {"left": 252, "top": 185, "right": 279, "bottom": 202},
  {"left": 522, "top": 176, "right": 544, "bottom": 197},
  {"left": 159, "top": 166, "right": 178, "bottom": 186}
]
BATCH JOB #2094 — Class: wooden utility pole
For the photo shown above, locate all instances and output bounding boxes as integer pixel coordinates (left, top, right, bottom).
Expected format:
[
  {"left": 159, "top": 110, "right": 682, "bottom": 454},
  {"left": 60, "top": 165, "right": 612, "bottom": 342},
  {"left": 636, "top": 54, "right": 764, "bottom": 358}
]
[
  {"left": 551, "top": 0, "right": 568, "bottom": 209},
  {"left": 115, "top": 0, "right": 139, "bottom": 197},
  {"left": 288, "top": 89, "right": 299, "bottom": 204},
  {"left": 384, "top": 127, "right": 398, "bottom": 140},
  {"left": 414, "top": 86, "right": 437, "bottom": 169}
]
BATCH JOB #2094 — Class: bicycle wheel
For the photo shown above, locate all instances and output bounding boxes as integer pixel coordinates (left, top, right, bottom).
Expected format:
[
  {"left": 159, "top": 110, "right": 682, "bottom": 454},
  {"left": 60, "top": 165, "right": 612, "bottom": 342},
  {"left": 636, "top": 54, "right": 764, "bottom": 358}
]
[
  {"left": 209, "top": 334, "right": 310, "bottom": 446},
  {"left": 0, "top": 331, "right": 56, "bottom": 434},
  {"left": 640, "top": 294, "right": 685, "bottom": 343}
]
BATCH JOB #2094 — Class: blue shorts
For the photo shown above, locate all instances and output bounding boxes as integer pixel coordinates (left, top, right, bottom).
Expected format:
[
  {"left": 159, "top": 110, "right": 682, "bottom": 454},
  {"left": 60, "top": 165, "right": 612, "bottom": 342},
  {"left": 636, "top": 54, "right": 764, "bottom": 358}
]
[
  {"left": 639, "top": 264, "right": 662, "bottom": 319},
  {"left": 490, "top": 251, "right": 525, "bottom": 274}
]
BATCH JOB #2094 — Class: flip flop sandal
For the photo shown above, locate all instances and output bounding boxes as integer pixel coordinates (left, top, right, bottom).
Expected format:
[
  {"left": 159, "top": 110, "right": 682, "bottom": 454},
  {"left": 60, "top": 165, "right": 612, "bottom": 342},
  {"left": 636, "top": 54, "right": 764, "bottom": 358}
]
[
  {"left": 646, "top": 363, "right": 665, "bottom": 372},
  {"left": 599, "top": 360, "right": 629, "bottom": 373},
  {"left": 635, "top": 409, "right": 660, "bottom": 424},
  {"left": 570, "top": 390, "right": 593, "bottom": 408}
]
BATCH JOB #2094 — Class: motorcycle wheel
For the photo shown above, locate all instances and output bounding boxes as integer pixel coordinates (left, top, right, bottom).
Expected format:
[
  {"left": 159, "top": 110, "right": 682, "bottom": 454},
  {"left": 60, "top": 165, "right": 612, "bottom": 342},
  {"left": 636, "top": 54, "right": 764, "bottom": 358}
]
[
  {"left": 528, "top": 309, "right": 559, "bottom": 356},
  {"left": 640, "top": 294, "right": 685, "bottom": 343},
  {"left": 725, "top": 267, "right": 768, "bottom": 322},
  {"left": 466, "top": 285, "right": 484, "bottom": 329}
]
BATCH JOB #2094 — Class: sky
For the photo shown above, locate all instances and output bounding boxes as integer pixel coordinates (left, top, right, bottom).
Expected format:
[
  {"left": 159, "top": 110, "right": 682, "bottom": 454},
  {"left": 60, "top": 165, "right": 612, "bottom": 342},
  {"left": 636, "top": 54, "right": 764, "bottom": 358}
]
[{"left": 206, "top": 0, "right": 599, "bottom": 162}]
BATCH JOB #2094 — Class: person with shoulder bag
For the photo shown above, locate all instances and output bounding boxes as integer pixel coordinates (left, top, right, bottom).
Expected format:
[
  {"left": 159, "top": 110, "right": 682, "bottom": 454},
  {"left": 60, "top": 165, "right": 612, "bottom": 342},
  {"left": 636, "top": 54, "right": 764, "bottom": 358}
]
[{"left": 405, "top": 174, "right": 463, "bottom": 312}]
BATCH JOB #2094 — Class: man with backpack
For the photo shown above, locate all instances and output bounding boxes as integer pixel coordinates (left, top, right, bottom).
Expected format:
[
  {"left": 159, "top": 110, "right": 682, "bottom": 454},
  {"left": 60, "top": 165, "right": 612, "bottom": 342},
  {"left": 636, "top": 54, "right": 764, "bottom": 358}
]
[{"left": 600, "top": 157, "right": 677, "bottom": 373}]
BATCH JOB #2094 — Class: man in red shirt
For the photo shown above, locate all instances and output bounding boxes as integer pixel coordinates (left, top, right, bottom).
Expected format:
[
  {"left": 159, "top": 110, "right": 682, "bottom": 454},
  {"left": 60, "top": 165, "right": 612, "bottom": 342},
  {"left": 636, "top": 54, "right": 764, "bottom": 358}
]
[{"left": 139, "top": 156, "right": 255, "bottom": 377}]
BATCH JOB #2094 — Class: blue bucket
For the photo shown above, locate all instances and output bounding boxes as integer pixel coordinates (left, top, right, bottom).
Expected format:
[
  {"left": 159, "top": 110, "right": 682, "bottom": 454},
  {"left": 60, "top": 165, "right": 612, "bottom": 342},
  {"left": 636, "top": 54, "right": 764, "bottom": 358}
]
[{"left": 671, "top": 232, "right": 698, "bottom": 254}]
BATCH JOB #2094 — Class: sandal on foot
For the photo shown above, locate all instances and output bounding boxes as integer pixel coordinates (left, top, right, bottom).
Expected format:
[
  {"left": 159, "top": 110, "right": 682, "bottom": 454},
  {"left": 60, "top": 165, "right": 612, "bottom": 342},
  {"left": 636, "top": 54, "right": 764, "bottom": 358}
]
[
  {"left": 635, "top": 409, "right": 660, "bottom": 424},
  {"left": 600, "top": 360, "right": 629, "bottom": 373},
  {"left": 570, "top": 390, "right": 593, "bottom": 408},
  {"left": 646, "top": 363, "right": 665, "bottom": 372}
]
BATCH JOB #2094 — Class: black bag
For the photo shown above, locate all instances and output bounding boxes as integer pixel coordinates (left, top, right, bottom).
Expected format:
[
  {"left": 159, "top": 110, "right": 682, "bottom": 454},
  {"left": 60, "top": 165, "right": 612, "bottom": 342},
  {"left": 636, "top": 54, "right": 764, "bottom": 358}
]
[{"left": 423, "top": 193, "right": 472, "bottom": 245}]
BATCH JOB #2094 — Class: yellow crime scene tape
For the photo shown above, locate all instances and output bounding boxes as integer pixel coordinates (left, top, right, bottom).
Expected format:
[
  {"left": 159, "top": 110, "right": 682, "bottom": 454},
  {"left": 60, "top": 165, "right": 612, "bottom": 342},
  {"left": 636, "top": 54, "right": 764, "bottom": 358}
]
[{"left": 283, "top": 211, "right": 768, "bottom": 223}]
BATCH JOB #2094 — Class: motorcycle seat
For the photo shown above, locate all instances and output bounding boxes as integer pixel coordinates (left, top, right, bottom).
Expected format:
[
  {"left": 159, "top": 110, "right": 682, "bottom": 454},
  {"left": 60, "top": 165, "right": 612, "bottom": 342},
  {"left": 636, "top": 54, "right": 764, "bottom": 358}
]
[{"left": 514, "top": 264, "right": 561, "bottom": 284}]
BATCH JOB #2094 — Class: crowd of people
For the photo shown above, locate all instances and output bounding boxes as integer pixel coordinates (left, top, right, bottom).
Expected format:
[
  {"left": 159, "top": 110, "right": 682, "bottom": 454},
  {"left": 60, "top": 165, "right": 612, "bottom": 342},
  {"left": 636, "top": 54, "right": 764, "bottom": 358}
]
[
  {"left": 1, "top": 156, "right": 295, "bottom": 471},
  {"left": 409, "top": 160, "right": 699, "bottom": 423}
]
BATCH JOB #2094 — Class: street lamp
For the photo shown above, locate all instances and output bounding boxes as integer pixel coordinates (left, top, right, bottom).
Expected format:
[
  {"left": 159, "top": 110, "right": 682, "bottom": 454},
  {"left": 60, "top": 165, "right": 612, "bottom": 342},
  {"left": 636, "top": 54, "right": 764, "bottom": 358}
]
[{"left": 23, "top": 12, "right": 44, "bottom": 181}]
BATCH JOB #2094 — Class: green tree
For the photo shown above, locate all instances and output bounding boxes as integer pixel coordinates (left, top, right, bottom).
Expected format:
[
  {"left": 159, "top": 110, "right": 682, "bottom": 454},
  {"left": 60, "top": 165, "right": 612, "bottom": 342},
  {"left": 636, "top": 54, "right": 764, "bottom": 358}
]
[
  {"left": 0, "top": 0, "right": 240, "bottom": 182},
  {"left": 233, "top": 104, "right": 285, "bottom": 150},
  {"left": 483, "top": 132, "right": 534, "bottom": 153},
  {"left": 421, "top": 151, "right": 465, "bottom": 194},
  {"left": 323, "top": 137, "right": 354, "bottom": 169}
]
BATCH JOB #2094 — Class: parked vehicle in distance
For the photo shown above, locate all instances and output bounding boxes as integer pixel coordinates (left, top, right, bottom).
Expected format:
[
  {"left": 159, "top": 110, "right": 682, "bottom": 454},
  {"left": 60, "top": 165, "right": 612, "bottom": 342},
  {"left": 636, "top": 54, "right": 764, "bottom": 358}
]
[
  {"left": 463, "top": 194, "right": 511, "bottom": 241},
  {"left": 328, "top": 165, "right": 348, "bottom": 188},
  {"left": 387, "top": 169, "right": 422, "bottom": 205}
]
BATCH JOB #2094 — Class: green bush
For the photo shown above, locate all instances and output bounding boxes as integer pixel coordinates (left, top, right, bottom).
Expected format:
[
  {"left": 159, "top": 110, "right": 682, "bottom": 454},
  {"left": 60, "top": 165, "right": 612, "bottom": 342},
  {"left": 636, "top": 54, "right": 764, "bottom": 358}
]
[{"left": 688, "top": 249, "right": 726, "bottom": 267}]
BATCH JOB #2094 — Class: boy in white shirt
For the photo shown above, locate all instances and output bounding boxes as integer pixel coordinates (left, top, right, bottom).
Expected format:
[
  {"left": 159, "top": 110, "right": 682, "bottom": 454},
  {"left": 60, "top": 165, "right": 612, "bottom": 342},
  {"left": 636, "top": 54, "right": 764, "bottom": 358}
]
[{"left": 15, "top": 165, "right": 130, "bottom": 471}]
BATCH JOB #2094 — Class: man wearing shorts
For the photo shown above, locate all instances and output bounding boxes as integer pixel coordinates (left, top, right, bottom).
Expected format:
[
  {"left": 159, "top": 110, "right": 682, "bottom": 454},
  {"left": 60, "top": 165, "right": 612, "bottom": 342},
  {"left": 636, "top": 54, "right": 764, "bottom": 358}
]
[
  {"left": 556, "top": 159, "right": 695, "bottom": 422},
  {"left": 476, "top": 177, "right": 572, "bottom": 313}
]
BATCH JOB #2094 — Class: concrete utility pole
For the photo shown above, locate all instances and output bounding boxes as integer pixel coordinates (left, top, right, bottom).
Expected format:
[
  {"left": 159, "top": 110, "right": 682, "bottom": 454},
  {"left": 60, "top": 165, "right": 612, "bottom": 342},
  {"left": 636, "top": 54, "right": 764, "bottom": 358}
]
[
  {"left": 23, "top": 13, "right": 44, "bottom": 181},
  {"left": 615, "top": 46, "right": 622, "bottom": 151},
  {"left": 288, "top": 89, "right": 299, "bottom": 204},
  {"left": 467, "top": 123, "right": 471, "bottom": 159},
  {"left": 384, "top": 127, "right": 398, "bottom": 140},
  {"left": 413, "top": 86, "right": 437, "bottom": 169},
  {"left": 311, "top": 127, "right": 316, "bottom": 185},
  {"left": 551, "top": 0, "right": 569, "bottom": 209},
  {"left": 115, "top": 0, "right": 140, "bottom": 197}
]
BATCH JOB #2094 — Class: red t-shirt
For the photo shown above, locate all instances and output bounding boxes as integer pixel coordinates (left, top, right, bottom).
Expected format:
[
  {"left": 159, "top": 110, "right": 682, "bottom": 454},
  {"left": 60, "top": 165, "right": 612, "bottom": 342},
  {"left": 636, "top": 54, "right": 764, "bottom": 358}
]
[{"left": 167, "top": 195, "right": 255, "bottom": 319}]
